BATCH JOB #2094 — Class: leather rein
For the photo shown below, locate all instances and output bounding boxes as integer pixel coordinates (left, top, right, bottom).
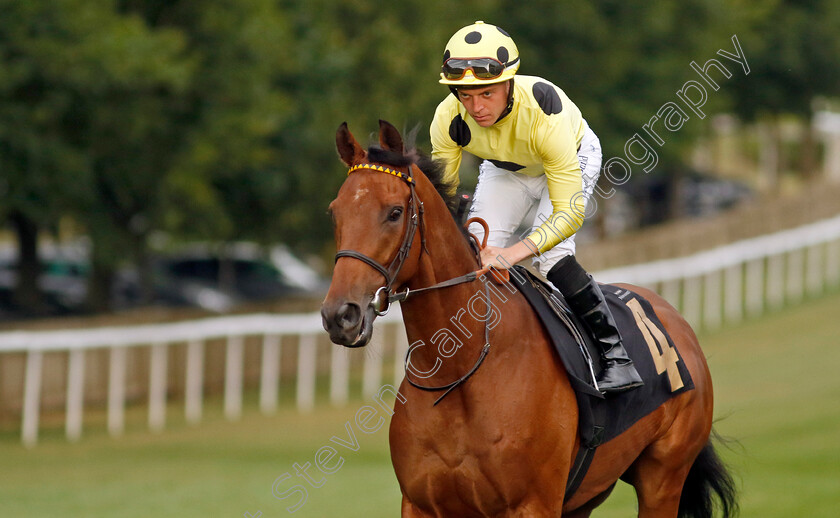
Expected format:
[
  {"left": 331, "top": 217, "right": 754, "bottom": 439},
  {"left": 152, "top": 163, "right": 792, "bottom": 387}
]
[{"left": 334, "top": 162, "right": 497, "bottom": 404}]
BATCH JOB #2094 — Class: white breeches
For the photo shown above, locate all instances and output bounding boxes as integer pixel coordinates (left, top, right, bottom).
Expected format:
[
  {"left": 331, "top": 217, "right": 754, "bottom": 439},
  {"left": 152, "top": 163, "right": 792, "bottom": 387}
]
[{"left": 467, "top": 122, "right": 603, "bottom": 276}]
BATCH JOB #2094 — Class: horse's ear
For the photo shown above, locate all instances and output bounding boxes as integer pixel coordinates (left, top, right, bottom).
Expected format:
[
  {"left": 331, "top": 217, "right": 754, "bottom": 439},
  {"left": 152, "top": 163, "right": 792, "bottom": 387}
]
[
  {"left": 378, "top": 120, "right": 404, "bottom": 154},
  {"left": 336, "top": 122, "right": 366, "bottom": 167}
]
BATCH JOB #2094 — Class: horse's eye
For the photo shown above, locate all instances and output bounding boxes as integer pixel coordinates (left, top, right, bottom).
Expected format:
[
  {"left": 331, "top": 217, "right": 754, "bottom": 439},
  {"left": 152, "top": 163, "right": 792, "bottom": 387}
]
[{"left": 388, "top": 207, "right": 404, "bottom": 222}]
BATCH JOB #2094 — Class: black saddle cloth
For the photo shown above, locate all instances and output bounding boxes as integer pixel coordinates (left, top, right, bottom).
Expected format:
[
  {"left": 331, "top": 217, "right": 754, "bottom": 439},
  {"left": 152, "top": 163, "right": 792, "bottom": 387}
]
[{"left": 508, "top": 266, "right": 695, "bottom": 448}]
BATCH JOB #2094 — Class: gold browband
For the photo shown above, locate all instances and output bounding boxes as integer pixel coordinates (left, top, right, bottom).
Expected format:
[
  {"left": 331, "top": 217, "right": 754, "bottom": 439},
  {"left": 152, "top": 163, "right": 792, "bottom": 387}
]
[{"left": 348, "top": 163, "right": 415, "bottom": 184}]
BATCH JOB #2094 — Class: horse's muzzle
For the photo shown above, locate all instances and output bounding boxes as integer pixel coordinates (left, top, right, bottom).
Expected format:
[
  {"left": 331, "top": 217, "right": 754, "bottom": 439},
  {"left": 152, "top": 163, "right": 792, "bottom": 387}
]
[{"left": 321, "top": 300, "right": 375, "bottom": 347}]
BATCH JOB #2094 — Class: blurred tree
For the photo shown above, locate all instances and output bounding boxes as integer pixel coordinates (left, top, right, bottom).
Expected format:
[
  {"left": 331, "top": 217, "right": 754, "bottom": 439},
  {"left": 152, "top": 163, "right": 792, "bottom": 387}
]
[
  {"left": 118, "top": 0, "right": 293, "bottom": 301},
  {"left": 0, "top": 0, "right": 290, "bottom": 311},
  {"left": 726, "top": 0, "right": 840, "bottom": 184},
  {"left": 498, "top": 0, "right": 735, "bottom": 223},
  {"left": 0, "top": 0, "right": 189, "bottom": 312},
  {"left": 2, "top": 0, "right": 838, "bottom": 316},
  {"left": 267, "top": 0, "right": 501, "bottom": 256}
]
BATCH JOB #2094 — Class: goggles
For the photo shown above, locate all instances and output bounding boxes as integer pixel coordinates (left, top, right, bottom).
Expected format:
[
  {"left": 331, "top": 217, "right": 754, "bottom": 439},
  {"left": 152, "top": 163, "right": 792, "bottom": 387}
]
[{"left": 441, "top": 57, "right": 506, "bottom": 81}]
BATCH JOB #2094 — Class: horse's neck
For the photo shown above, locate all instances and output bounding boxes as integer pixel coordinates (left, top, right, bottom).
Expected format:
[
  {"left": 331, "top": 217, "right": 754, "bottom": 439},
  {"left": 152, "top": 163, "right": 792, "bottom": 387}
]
[{"left": 398, "top": 212, "right": 496, "bottom": 379}]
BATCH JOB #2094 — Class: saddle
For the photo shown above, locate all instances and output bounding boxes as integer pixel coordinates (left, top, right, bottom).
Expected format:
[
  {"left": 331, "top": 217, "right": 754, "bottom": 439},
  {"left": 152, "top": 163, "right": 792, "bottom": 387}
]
[{"left": 506, "top": 266, "right": 695, "bottom": 497}]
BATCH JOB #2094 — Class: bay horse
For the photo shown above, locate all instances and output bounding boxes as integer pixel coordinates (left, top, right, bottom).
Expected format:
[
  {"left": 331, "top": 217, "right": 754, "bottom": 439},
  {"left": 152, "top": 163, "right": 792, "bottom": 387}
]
[{"left": 321, "top": 120, "right": 737, "bottom": 517}]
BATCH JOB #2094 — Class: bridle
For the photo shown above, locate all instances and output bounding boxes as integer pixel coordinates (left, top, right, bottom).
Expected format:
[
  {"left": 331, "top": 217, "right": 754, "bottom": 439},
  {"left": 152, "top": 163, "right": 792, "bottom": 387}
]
[
  {"left": 335, "top": 162, "right": 485, "bottom": 316},
  {"left": 333, "top": 161, "right": 502, "bottom": 405},
  {"left": 334, "top": 163, "right": 426, "bottom": 316}
]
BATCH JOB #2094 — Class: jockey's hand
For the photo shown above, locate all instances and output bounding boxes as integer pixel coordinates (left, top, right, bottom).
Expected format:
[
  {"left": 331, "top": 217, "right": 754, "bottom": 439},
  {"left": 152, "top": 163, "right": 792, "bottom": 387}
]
[
  {"left": 479, "top": 245, "right": 509, "bottom": 270},
  {"left": 479, "top": 240, "right": 537, "bottom": 270}
]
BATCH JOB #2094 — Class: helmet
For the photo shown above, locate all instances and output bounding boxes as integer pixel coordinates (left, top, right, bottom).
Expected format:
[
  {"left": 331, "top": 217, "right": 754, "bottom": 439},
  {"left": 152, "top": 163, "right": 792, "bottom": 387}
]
[{"left": 439, "top": 21, "right": 520, "bottom": 86}]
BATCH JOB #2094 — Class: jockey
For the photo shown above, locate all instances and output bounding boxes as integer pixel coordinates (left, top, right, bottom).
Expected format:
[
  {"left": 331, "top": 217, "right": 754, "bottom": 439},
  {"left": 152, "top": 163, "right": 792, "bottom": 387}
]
[{"left": 430, "top": 21, "right": 643, "bottom": 394}]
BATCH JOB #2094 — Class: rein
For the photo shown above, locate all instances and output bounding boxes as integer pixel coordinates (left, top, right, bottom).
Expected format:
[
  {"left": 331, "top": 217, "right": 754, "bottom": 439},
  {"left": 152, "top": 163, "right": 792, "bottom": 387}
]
[
  {"left": 334, "top": 162, "right": 499, "bottom": 404},
  {"left": 403, "top": 281, "right": 493, "bottom": 405}
]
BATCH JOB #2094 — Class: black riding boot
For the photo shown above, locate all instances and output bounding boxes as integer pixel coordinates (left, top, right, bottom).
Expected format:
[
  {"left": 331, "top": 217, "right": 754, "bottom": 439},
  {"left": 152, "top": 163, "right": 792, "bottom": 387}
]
[{"left": 547, "top": 256, "right": 644, "bottom": 394}]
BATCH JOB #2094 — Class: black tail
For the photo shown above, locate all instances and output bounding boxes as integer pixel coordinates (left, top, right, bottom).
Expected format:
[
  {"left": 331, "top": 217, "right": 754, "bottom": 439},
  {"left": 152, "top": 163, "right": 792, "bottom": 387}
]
[{"left": 678, "top": 434, "right": 739, "bottom": 518}]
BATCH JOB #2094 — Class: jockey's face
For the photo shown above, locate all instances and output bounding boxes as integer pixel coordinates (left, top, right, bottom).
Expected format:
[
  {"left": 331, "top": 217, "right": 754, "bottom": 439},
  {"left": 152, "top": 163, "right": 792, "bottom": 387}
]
[{"left": 456, "top": 81, "right": 510, "bottom": 127}]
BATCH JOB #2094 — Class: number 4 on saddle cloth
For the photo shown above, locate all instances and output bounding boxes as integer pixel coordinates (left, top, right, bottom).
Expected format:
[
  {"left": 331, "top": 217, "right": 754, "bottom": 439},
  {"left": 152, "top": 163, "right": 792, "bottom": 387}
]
[{"left": 507, "top": 266, "right": 695, "bottom": 496}]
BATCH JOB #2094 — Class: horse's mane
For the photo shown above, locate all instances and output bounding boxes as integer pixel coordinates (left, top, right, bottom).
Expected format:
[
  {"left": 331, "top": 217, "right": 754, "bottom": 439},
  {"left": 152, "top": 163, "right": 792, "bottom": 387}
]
[{"left": 366, "top": 145, "right": 460, "bottom": 219}]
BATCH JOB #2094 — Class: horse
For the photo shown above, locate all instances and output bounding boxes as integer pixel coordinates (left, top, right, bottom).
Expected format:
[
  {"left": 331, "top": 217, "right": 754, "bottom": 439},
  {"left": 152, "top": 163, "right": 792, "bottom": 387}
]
[{"left": 321, "top": 120, "right": 737, "bottom": 517}]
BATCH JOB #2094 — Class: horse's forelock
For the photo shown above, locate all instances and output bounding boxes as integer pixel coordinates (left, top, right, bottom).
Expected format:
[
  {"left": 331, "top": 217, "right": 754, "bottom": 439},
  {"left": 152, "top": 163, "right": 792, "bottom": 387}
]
[
  {"left": 367, "top": 146, "right": 413, "bottom": 167},
  {"left": 366, "top": 146, "right": 456, "bottom": 209},
  {"left": 364, "top": 144, "right": 470, "bottom": 243}
]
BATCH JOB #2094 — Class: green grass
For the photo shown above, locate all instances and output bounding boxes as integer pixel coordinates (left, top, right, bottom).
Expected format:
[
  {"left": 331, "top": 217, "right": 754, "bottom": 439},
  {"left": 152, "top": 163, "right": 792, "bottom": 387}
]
[
  {"left": 2, "top": 291, "right": 840, "bottom": 517},
  {"left": 0, "top": 404, "right": 400, "bottom": 517}
]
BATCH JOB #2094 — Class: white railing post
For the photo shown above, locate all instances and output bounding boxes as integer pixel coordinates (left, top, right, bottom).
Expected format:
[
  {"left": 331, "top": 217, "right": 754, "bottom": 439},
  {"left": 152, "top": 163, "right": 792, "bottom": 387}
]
[
  {"left": 224, "top": 335, "right": 245, "bottom": 421},
  {"left": 766, "top": 253, "right": 785, "bottom": 310},
  {"left": 148, "top": 343, "right": 168, "bottom": 432},
  {"left": 786, "top": 248, "right": 805, "bottom": 304},
  {"left": 805, "top": 244, "right": 824, "bottom": 297},
  {"left": 107, "top": 346, "right": 127, "bottom": 437},
  {"left": 184, "top": 339, "right": 204, "bottom": 424},
  {"left": 260, "top": 334, "right": 281, "bottom": 414},
  {"left": 827, "top": 239, "right": 840, "bottom": 289},
  {"left": 297, "top": 334, "right": 317, "bottom": 412},
  {"left": 682, "top": 276, "right": 702, "bottom": 330},
  {"left": 745, "top": 258, "right": 764, "bottom": 317},
  {"left": 703, "top": 271, "right": 723, "bottom": 331},
  {"left": 21, "top": 350, "right": 43, "bottom": 447},
  {"left": 660, "top": 279, "right": 681, "bottom": 312},
  {"left": 330, "top": 343, "right": 349, "bottom": 406},
  {"left": 362, "top": 334, "right": 384, "bottom": 400},
  {"left": 66, "top": 349, "right": 86, "bottom": 442},
  {"left": 724, "top": 263, "right": 744, "bottom": 324}
]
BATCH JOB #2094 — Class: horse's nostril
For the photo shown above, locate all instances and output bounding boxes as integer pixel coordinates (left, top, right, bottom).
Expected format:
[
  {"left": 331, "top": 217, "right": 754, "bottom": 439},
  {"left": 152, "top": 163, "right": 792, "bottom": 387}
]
[{"left": 336, "top": 302, "right": 362, "bottom": 330}]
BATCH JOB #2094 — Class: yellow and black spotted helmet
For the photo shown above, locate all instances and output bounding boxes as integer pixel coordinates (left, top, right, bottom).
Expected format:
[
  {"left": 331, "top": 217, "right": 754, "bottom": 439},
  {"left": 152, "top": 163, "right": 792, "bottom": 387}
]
[{"left": 439, "top": 21, "right": 520, "bottom": 86}]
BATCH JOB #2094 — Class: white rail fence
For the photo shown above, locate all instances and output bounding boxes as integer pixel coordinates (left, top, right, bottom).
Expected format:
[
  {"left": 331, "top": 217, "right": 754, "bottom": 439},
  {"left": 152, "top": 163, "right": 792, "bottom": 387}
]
[
  {"left": 1, "top": 213, "right": 839, "bottom": 446},
  {"left": 1, "top": 311, "right": 407, "bottom": 447},
  {"left": 595, "top": 213, "right": 840, "bottom": 330}
]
